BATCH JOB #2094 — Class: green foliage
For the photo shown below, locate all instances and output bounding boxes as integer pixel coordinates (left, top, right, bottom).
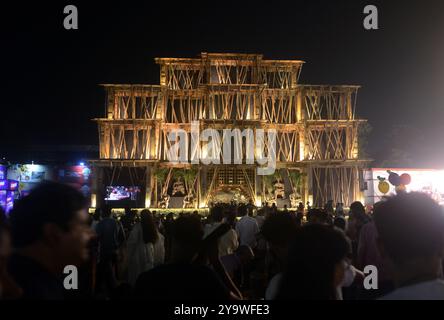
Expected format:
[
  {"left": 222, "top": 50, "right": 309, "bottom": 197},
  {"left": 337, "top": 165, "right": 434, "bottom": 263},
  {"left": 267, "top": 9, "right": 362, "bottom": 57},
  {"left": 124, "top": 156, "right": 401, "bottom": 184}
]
[
  {"left": 288, "top": 170, "right": 304, "bottom": 191},
  {"left": 175, "top": 167, "right": 198, "bottom": 185},
  {"left": 262, "top": 174, "right": 274, "bottom": 190},
  {"left": 262, "top": 171, "right": 282, "bottom": 194},
  {"left": 358, "top": 122, "right": 372, "bottom": 159},
  {"left": 154, "top": 168, "right": 169, "bottom": 184},
  {"left": 172, "top": 167, "right": 198, "bottom": 195},
  {"left": 378, "top": 124, "right": 425, "bottom": 167}
]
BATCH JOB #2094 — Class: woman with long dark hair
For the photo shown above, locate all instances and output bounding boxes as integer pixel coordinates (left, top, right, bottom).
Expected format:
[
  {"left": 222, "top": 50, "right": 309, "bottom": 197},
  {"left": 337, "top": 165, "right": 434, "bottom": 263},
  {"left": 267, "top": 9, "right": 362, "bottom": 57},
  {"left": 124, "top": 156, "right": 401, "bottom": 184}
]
[
  {"left": 127, "top": 209, "right": 164, "bottom": 286},
  {"left": 275, "top": 224, "right": 351, "bottom": 300},
  {"left": 347, "top": 201, "right": 370, "bottom": 264}
]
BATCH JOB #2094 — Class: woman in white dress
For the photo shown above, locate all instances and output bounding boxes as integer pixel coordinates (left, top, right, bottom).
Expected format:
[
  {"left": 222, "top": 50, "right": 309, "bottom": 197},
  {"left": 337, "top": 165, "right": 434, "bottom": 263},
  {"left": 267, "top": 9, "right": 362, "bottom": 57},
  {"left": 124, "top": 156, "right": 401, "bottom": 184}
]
[{"left": 126, "top": 210, "right": 165, "bottom": 286}]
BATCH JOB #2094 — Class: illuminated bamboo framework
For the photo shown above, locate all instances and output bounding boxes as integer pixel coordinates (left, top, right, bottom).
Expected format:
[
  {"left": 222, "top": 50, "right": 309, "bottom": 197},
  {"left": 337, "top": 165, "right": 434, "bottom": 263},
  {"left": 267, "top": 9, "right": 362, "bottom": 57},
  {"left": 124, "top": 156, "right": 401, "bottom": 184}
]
[{"left": 92, "top": 53, "right": 369, "bottom": 209}]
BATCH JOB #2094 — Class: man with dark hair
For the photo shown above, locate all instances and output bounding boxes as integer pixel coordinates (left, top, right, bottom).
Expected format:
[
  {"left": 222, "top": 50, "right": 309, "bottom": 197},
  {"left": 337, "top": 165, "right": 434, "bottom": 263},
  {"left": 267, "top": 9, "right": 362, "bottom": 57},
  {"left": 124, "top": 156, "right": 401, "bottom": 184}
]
[
  {"left": 246, "top": 199, "right": 256, "bottom": 216},
  {"left": 204, "top": 206, "right": 238, "bottom": 257},
  {"left": 325, "top": 199, "right": 334, "bottom": 215},
  {"left": 333, "top": 215, "right": 346, "bottom": 229},
  {"left": 134, "top": 215, "right": 240, "bottom": 300},
  {"left": 262, "top": 213, "right": 299, "bottom": 281},
  {"left": 95, "top": 205, "right": 125, "bottom": 297},
  {"left": 307, "top": 208, "right": 328, "bottom": 225},
  {"left": 374, "top": 193, "right": 444, "bottom": 300},
  {"left": 7, "top": 182, "right": 93, "bottom": 299},
  {"left": 347, "top": 201, "right": 369, "bottom": 263},
  {"left": 236, "top": 205, "right": 259, "bottom": 249}
]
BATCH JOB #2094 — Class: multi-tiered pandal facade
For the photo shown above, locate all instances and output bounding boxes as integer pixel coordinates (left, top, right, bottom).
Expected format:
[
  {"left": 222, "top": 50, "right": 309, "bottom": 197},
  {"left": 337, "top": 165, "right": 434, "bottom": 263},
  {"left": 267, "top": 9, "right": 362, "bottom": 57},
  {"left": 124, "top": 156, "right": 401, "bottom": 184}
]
[{"left": 91, "top": 53, "right": 369, "bottom": 210}]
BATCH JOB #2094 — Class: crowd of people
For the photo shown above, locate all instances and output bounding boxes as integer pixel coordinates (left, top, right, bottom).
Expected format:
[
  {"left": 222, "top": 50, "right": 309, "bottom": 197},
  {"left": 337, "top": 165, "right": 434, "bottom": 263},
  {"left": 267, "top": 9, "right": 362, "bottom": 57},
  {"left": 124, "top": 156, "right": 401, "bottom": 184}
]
[{"left": 1, "top": 181, "right": 444, "bottom": 300}]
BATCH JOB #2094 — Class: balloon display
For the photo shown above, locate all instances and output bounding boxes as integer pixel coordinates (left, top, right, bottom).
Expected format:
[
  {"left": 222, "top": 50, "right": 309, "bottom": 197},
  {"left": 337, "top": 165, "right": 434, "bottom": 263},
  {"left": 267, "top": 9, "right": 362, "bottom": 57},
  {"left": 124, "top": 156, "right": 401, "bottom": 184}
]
[
  {"left": 400, "top": 173, "right": 411, "bottom": 186},
  {"left": 388, "top": 172, "right": 401, "bottom": 186},
  {"left": 378, "top": 181, "right": 390, "bottom": 194}
]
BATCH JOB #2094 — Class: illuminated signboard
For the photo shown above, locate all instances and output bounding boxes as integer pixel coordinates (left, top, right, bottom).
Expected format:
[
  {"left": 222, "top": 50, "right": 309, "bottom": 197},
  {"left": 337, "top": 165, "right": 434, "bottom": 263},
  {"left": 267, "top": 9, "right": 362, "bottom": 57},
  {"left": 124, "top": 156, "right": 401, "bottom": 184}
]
[{"left": 365, "top": 168, "right": 444, "bottom": 205}]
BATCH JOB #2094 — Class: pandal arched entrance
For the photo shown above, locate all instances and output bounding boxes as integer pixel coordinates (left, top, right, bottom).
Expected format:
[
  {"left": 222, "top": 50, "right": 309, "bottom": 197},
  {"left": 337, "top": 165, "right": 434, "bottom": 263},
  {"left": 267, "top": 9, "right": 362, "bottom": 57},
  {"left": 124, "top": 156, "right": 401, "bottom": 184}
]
[
  {"left": 203, "top": 166, "right": 257, "bottom": 207},
  {"left": 208, "top": 184, "right": 253, "bottom": 205}
]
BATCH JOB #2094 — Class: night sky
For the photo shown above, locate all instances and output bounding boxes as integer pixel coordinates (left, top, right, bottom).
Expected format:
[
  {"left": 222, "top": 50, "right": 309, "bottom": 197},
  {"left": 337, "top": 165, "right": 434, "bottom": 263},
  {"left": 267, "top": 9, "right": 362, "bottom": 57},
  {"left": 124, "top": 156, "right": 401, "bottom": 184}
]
[{"left": 2, "top": 1, "right": 444, "bottom": 167}]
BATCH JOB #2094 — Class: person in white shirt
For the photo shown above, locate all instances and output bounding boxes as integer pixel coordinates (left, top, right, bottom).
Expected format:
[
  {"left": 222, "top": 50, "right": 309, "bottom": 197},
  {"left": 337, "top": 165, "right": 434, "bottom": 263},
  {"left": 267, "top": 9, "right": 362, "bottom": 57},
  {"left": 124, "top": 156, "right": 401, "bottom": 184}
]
[
  {"left": 374, "top": 192, "right": 444, "bottom": 300},
  {"left": 235, "top": 205, "right": 259, "bottom": 249},
  {"left": 204, "top": 206, "right": 238, "bottom": 257},
  {"left": 127, "top": 210, "right": 165, "bottom": 286}
]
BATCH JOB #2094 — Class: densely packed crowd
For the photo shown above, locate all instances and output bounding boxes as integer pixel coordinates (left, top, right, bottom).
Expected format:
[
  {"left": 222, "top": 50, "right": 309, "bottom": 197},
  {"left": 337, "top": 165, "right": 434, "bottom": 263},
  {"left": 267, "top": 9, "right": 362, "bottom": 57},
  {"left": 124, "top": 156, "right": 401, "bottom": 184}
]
[{"left": 1, "top": 181, "right": 444, "bottom": 300}]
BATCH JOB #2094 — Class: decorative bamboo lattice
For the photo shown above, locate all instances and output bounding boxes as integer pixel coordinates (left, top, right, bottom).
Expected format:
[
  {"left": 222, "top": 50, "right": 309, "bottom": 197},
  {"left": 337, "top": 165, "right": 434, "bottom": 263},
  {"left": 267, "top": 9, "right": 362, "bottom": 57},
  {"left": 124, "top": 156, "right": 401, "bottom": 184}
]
[{"left": 92, "top": 53, "right": 369, "bottom": 208}]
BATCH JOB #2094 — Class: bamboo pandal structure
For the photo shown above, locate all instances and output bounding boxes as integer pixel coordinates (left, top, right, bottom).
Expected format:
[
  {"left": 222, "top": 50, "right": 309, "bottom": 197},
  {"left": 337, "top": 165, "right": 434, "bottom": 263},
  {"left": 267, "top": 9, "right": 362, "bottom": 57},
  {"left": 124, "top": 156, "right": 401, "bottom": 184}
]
[{"left": 91, "top": 53, "right": 370, "bottom": 209}]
